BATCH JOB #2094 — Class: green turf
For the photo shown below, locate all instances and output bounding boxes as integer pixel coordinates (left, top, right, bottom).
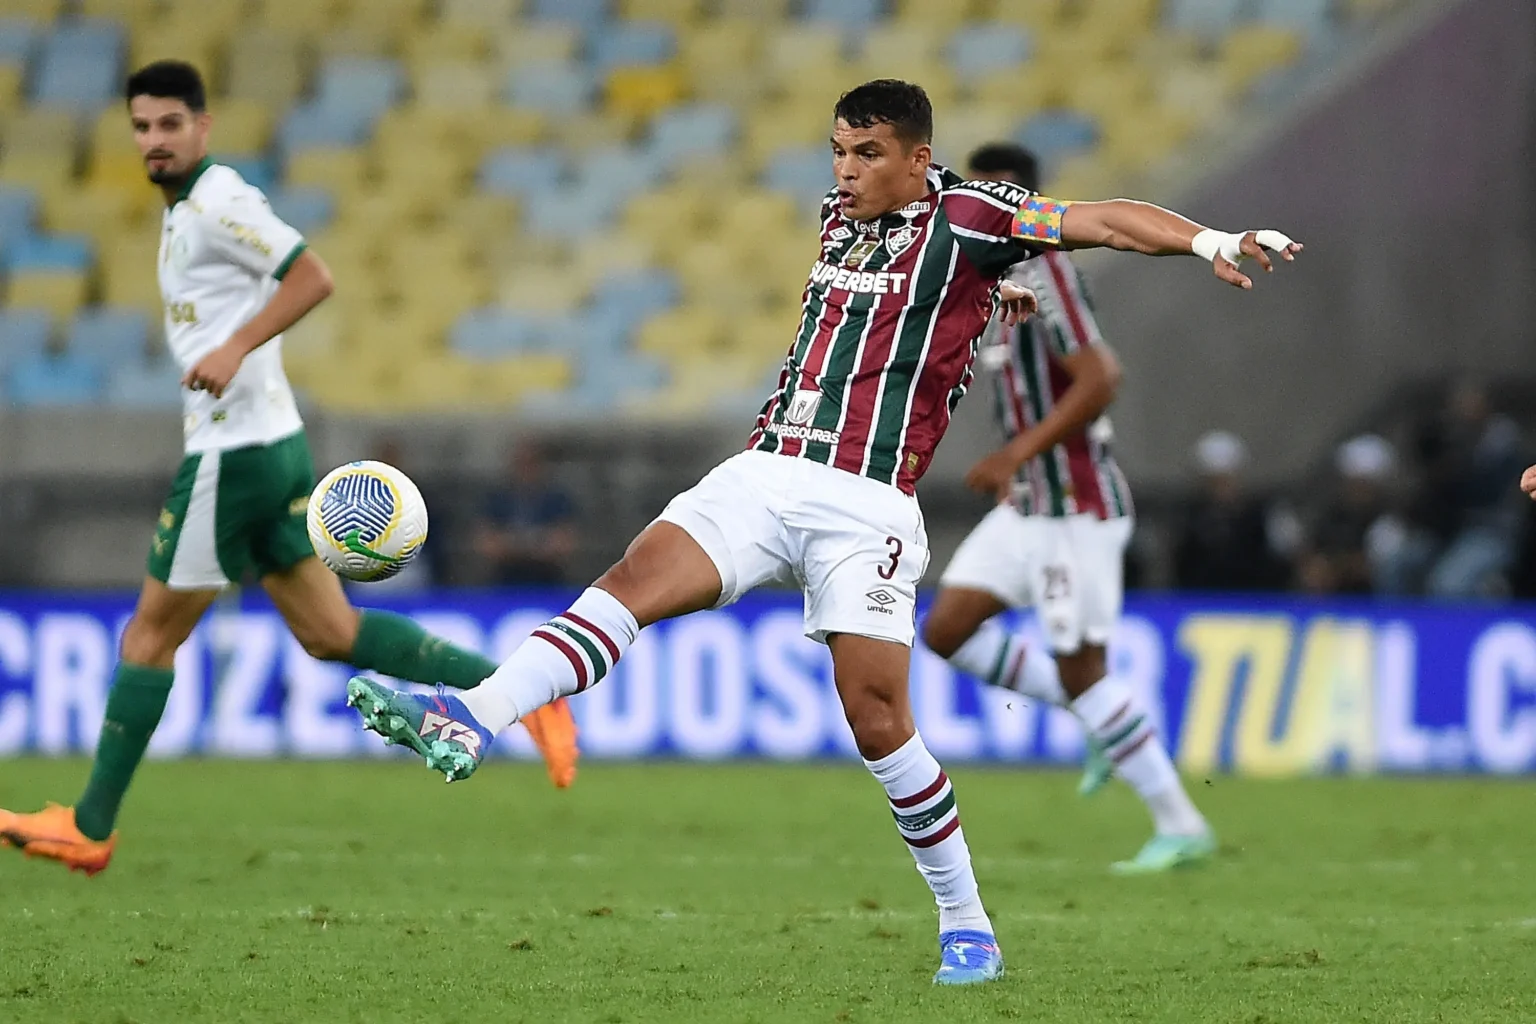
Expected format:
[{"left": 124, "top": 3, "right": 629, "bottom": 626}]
[{"left": 3, "top": 760, "right": 1534, "bottom": 1024}]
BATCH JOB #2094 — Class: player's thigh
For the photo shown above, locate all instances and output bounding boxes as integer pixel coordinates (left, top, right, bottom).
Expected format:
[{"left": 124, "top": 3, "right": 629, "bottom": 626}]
[
  {"left": 645, "top": 451, "right": 795, "bottom": 624},
  {"left": 247, "top": 431, "right": 319, "bottom": 581},
  {"left": 827, "top": 631, "right": 915, "bottom": 760},
  {"left": 261, "top": 555, "right": 360, "bottom": 662},
  {"left": 922, "top": 586, "right": 1009, "bottom": 658},
  {"left": 120, "top": 576, "right": 221, "bottom": 666},
  {"left": 794, "top": 469, "right": 929, "bottom": 647},
  {"left": 1020, "top": 516, "right": 1087, "bottom": 654},
  {"left": 1066, "top": 515, "right": 1132, "bottom": 648}
]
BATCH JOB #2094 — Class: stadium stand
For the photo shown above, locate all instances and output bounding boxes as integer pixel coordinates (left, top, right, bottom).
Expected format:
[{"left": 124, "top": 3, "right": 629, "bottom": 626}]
[{"left": 0, "top": 0, "right": 1405, "bottom": 414}]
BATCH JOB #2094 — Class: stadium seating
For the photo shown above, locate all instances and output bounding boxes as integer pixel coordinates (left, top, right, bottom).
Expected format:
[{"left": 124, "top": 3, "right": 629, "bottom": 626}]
[{"left": 0, "top": 0, "right": 1387, "bottom": 412}]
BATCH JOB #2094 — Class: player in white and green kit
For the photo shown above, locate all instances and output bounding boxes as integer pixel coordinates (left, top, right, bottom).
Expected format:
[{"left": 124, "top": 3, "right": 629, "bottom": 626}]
[{"left": 0, "top": 62, "right": 578, "bottom": 876}]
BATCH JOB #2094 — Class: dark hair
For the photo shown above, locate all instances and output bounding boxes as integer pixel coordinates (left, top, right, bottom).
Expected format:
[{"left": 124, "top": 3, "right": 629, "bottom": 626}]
[
  {"left": 125, "top": 60, "right": 206, "bottom": 112},
  {"left": 833, "top": 79, "right": 932, "bottom": 147},
  {"left": 967, "top": 142, "right": 1040, "bottom": 192}
]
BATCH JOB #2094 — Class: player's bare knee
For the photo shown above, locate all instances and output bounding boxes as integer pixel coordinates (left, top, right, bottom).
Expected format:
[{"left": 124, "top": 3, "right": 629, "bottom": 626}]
[
  {"left": 843, "top": 690, "right": 912, "bottom": 761},
  {"left": 299, "top": 621, "right": 357, "bottom": 663},
  {"left": 119, "top": 615, "right": 181, "bottom": 667}
]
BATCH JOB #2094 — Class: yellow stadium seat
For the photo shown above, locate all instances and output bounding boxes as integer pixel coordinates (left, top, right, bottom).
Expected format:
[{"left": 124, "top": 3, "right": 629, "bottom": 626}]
[
  {"left": 675, "top": 239, "right": 768, "bottom": 313},
  {"left": 41, "top": 186, "right": 144, "bottom": 245},
  {"left": 770, "top": 62, "right": 863, "bottom": 107},
  {"left": 224, "top": 30, "right": 307, "bottom": 109},
  {"left": 733, "top": 311, "right": 799, "bottom": 360},
  {"left": 5, "top": 271, "right": 89, "bottom": 323},
  {"left": 1036, "top": 24, "right": 1125, "bottom": 65},
  {"left": 285, "top": 148, "right": 372, "bottom": 190},
  {"left": 547, "top": 111, "right": 640, "bottom": 153},
  {"left": 989, "top": 0, "right": 1067, "bottom": 28},
  {"left": 970, "top": 63, "right": 1072, "bottom": 110},
  {"left": 331, "top": 187, "right": 434, "bottom": 239},
  {"left": 857, "top": 24, "right": 943, "bottom": 65},
  {"left": 1219, "top": 26, "right": 1303, "bottom": 90},
  {"left": 0, "top": 64, "right": 22, "bottom": 120},
  {"left": 5, "top": 107, "right": 79, "bottom": 156},
  {"left": 497, "top": 23, "right": 580, "bottom": 66},
  {"left": 495, "top": 265, "right": 588, "bottom": 314},
  {"left": 765, "top": 27, "right": 844, "bottom": 76},
  {"left": 2, "top": 0, "right": 64, "bottom": 18},
  {"left": 932, "top": 102, "right": 1023, "bottom": 168},
  {"left": 86, "top": 107, "right": 141, "bottom": 185},
  {"left": 715, "top": 191, "right": 800, "bottom": 242},
  {"left": 158, "top": 0, "right": 246, "bottom": 32},
  {"left": 315, "top": 22, "right": 402, "bottom": 60},
  {"left": 210, "top": 99, "right": 274, "bottom": 156},
  {"left": 383, "top": 227, "right": 477, "bottom": 277},
  {"left": 893, "top": 0, "right": 980, "bottom": 26},
  {"left": 745, "top": 97, "right": 836, "bottom": 165},
  {"left": 680, "top": 19, "right": 757, "bottom": 71},
  {"left": 130, "top": 31, "right": 222, "bottom": 91},
  {"left": 1099, "top": 110, "right": 1193, "bottom": 175},
  {"left": 636, "top": 306, "right": 728, "bottom": 359},
  {"left": 80, "top": 0, "right": 159, "bottom": 21},
  {"left": 412, "top": 61, "right": 499, "bottom": 109},
  {"left": 1046, "top": 152, "right": 1121, "bottom": 203},
  {"left": 622, "top": 187, "right": 712, "bottom": 257},
  {"left": 440, "top": 0, "right": 520, "bottom": 25},
  {"left": 1065, "top": 65, "right": 1152, "bottom": 120},
  {"left": 604, "top": 66, "right": 687, "bottom": 121},
  {"left": 400, "top": 20, "right": 494, "bottom": 64},
  {"left": 1132, "top": 30, "right": 1204, "bottom": 70},
  {"left": 0, "top": 150, "right": 76, "bottom": 191},
  {"left": 570, "top": 233, "right": 654, "bottom": 282},
  {"left": 847, "top": 61, "right": 958, "bottom": 105},
  {"left": 1158, "top": 62, "right": 1235, "bottom": 124},
  {"left": 250, "top": 0, "right": 347, "bottom": 35},
  {"left": 100, "top": 243, "right": 164, "bottom": 318},
  {"left": 715, "top": 0, "right": 792, "bottom": 16},
  {"left": 620, "top": 0, "right": 705, "bottom": 22}
]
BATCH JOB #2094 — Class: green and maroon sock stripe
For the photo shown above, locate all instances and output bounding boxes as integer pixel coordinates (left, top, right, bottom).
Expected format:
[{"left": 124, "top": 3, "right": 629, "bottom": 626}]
[
  {"left": 564, "top": 612, "right": 623, "bottom": 662},
  {"left": 1095, "top": 706, "right": 1155, "bottom": 764},
  {"left": 890, "top": 769, "right": 948, "bottom": 808},
  {"left": 544, "top": 618, "right": 613, "bottom": 693},
  {"left": 532, "top": 626, "right": 592, "bottom": 692},
  {"left": 906, "top": 815, "right": 962, "bottom": 849},
  {"left": 889, "top": 772, "right": 962, "bottom": 849}
]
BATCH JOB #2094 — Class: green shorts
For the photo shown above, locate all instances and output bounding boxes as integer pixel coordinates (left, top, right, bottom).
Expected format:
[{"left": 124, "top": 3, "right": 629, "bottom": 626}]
[{"left": 147, "top": 430, "right": 317, "bottom": 590}]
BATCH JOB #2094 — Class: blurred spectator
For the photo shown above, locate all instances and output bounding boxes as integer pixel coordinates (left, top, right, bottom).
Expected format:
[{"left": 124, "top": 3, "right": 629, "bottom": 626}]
[
  {"left": 1173, "top": 431, "right": 1297, "bottom": 592},
  {"left": 473, "top": 442, "right": 578, "bottom": 586},
  {"left": 1297, "top": 435, "right": 1405, "bottom": 595},
  {"left": 357, "top": 437, "right": 439, "bottom": 592}
]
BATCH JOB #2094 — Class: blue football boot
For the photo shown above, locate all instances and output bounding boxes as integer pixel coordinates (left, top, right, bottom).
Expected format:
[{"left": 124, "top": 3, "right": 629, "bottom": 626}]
[
  {"left": 346, "top": 677, "right": 492, "bottom": 782},
  {"left": 932, "top": 929, "right": 1005, "bottom": 985}
]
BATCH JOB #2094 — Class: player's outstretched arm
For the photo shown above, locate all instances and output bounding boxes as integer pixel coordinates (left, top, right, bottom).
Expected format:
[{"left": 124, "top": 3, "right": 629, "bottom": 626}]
[
  {"left": 1521, "top": 465, "right": 1536, "bottom": 500},
  {"left": 1056, "top": 200, "right": 1302, "bottom": 290},
  {"left": 183, "top": 250, "right": 335, "bottom": 397}
]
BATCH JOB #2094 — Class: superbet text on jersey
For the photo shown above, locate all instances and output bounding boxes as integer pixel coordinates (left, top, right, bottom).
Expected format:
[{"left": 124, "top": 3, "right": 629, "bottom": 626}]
[{"left": 748, "top": 167, "right": 1064, "bottom": 493}]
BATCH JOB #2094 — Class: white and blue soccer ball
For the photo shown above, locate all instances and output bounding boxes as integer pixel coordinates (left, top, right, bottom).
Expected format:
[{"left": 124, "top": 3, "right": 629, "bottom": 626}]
[{"left": 307, "top": 461, "right": 428, "bottom": 582}]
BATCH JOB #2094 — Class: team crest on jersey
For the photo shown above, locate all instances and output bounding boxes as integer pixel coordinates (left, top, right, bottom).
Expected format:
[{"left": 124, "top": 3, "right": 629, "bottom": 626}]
[
  {"left": 885, "top": 223, "right": 920, "bottom": 258},
  {"left": 785, "top": 389, "right": 822, "bottom": 426},
  {"left": 843, "top": 238, "right": 880, "bottom": 268}
]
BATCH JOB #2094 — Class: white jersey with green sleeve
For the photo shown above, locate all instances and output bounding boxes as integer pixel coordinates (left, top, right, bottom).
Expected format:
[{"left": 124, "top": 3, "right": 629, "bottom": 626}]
[{"left": 158, "top": 158, "right": 308, "bottom": 454}]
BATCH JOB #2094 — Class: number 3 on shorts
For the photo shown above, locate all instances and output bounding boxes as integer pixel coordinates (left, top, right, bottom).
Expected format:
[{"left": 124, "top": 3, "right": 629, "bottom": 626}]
[{"left": 878, "top": 535, "right": 903, "bottom": 580}]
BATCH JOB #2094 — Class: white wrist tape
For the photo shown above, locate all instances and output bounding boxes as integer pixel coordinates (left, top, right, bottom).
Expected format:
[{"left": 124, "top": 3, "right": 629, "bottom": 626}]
[{"left": 1191, "top": 228, "right": 1297, "bottom": 264}]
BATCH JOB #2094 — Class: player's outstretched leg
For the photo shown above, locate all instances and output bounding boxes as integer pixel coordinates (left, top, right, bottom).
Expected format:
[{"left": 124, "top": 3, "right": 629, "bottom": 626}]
[
  {"left": 833, "top": 634, "right": 1003, "bottom": 986},
  {"left": 923, "top": 591, "right": 1111, "bottom": 796},
  {"left": 1063, "top": 668, "right": 1215, "bottom": 873}
]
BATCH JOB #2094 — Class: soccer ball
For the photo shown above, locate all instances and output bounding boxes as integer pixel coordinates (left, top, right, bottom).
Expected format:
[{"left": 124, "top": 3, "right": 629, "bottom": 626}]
[{"left": 307, "top": 461, "right": 428, "bottom": 582}]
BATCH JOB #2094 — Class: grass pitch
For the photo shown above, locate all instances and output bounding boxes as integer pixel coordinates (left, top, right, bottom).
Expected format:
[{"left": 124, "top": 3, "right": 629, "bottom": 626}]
[{"left": 2, "top": 760, "right": 1533, "bottom": 1023}]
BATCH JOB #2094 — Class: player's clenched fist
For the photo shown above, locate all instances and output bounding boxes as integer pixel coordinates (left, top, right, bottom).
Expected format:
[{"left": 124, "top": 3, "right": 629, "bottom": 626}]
[
  {"left": 996, "top": 281, "right": 1038, "bottom": 326},
  {"left": 182, "top": 340, "right": 244, "bottom": 398},
  {"left": 1521, "top": 465, "right": 1536, "bottom": 500}
]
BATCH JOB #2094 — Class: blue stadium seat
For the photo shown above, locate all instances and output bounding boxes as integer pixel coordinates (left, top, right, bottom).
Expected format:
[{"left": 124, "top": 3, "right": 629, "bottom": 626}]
[
  {"left": 314, "top": 57, "right": 405, "bottom": 124},
  {"left": 950, "top": 24, "right": 1032, "bottom": 81},
  {"left": 586, "top": 268, "right": 678, "bottom": 321},
  {"left": 589, "top": 22, "right": 675, "bottom": 71},
  {"left": 32, "top": 54, "right": 120, "bottom": 111},
  {"left": 0, "top": 308, "right": 52, "bottom": 374},
  {"left": 506, "top": 62, "right": 596, "bottom": 115},
  {"left": 479, "top": 146, "right": 566, "bottom": 198},
  {"left": 573, "top": 351, "right": 667, "bottom": 407},
  {"left": 5, "top": 234, "right": 93, "bottom": 272},
  {"left": 43, "top": 19, "right": 123, "bottom": 59},
  {"left": 523, "top": 185, "right": 624, "bottom": 239},
  {"left": 279, "top": 104, "right": 374, "bottom": 153},
  {"left": 218, "top": 155, "right": 277, "bottom": 194},
  {"left": 450, "top": 308, "right": 545, "bottom": 359},
  {"left": 4, "top": 352, "right": 105, "bottom": 407},
  {"left": 0, "top": 185, "right": 38, "bottom": 245},
  {"left": 804, "top": 0, "right": 887, "bottom": 29},
  {"left": 106, "top": 355, "right": 182, "bottom": 409},
  {"left": 66, "top": 309, "right": 149, "bottom": 365},
  {"left": 528, "top": 0, "right": 610, "bottom": 28},
  {"left": 1165, "top": 0, "right": 1247, "bottom": 36},
  {"left": 1015, "top": 110, "right": 1099, "bottom": 161},
  {"left": 269, "top": 186, "right": 336, "bottom": 235},
  {"left": 0, "top": 18, "right": 38, "bottom": 66},
  {"left": 574, "top": 144, "right": 665, "bottom": 199},
  {"left": 764, "top": 146, "right": 833, "bottom": 212},
  {"left": 1254, "top": 0, "right": 1334, "bottom": 35},
  {"left": 649, "top": 103, "right": 736, "bottom": 166}
]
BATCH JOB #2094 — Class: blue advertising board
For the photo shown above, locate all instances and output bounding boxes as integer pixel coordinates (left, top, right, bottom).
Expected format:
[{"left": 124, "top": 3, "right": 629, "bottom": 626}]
[{"left": 0, "top": 590, "right": 1532, "bottom": 774}]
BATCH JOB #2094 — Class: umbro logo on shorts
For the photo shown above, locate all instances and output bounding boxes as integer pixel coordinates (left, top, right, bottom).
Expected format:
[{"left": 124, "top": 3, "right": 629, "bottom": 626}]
[{"left": 865, "top": 588, "right": 898, "bottom": 615}]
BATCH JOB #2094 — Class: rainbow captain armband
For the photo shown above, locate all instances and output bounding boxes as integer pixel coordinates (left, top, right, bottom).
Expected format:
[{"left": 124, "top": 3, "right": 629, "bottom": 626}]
[{"left": 1012, "top": 196, "right": 1072, "bottom": 247}]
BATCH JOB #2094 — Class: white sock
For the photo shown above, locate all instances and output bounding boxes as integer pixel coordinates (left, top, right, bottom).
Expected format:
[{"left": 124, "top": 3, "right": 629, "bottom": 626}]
[
  {"left": 1071, "top": 676, "right": 1207, "bottom": 837},
  {"left": 459, "top": 587, "right": 639, "bottom": 734},
  {"left": 864, "top": 732, "right": 993, "bottom": 936},
  {"left": 949, "top": 619, "right": 1067, "bottom": 706}
]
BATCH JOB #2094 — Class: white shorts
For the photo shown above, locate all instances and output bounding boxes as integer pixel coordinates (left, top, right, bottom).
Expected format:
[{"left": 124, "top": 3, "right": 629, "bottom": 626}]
[
  {"left": 939, "top": 505, "right": 1132, "bottom": 653},
  {"left": 656, "top": 450, "right": 930, "bottom": 646}
]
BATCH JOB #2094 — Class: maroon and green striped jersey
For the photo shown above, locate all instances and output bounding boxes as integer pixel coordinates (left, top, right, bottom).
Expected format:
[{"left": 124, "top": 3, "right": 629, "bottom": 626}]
[
  {"left": 986, "top": 250, "right": 1132, "bottom": 520},
  {"left": 746, "top": 166, "right": 1052, "bottom": 495}
]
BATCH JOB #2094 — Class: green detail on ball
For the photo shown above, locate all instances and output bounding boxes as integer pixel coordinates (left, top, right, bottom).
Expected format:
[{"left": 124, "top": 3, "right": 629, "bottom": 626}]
[{"left": 342, "top": 528, "right": 404, "bottom": 564}]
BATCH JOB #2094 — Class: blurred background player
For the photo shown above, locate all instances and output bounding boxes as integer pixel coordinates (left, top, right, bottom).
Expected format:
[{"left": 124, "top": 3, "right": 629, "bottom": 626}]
[
  {"left": 0, "top": 62, "right": 578, "bottom": 876},
  {"left": 921, "top": 141, "right": 1214, "bottom": 874},
  {"left": 345, "top": 80, "right": 1298, "bottom": 985}
]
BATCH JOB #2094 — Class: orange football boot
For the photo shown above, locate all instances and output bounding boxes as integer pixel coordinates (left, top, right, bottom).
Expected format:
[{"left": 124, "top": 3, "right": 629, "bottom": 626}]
[
  {"left": 0, "top": 803, "right": 116, "bottom": 876},
  {"left": 520, "top": 696, "right": 579, "bottom": 789}
]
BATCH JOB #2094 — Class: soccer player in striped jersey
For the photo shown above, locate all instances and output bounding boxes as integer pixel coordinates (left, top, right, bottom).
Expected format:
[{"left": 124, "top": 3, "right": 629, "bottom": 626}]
[
  {"left": 348, "top": 80, "right": 1300, "bottom": 985},
  {"left": 0, "top": 62, "right": 578, "bottom": 877},
  {"left": 923, "top": 143, "right": 1214, "bottom": 875}
]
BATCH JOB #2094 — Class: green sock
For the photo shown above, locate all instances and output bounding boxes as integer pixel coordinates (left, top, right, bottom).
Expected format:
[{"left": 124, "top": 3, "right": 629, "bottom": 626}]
[
  {"left": 350, "top": 610, "right": 498, "bottom": 690},
  {"left": 75, "top": 663, "right": 175, "bottom": 841}
]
